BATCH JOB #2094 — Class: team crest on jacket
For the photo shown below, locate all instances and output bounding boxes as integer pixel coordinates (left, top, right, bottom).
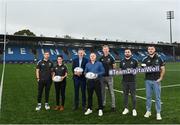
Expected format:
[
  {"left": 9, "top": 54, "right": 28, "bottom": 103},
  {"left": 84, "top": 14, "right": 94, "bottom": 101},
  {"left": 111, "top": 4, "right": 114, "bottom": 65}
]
[{"left": 155, "top": 59, "right": 159, "bottom": 64}]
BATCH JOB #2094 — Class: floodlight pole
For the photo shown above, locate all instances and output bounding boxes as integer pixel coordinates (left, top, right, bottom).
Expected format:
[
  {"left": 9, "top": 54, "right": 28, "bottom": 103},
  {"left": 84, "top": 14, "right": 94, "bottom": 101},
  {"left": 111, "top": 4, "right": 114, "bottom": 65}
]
[
  {"left": 0, "top": 0, "right": 7, "bottom": 112},
  {"left": 3, "top": 1, "right": 7, "bottom": 63},
  {"left": 167, "top": 11, "right": 175, "bottom": 61}
]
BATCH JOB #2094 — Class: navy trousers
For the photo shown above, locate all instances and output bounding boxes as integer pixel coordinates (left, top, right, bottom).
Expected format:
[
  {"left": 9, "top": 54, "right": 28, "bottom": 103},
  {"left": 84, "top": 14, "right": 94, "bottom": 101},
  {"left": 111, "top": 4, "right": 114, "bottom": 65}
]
[
  {"left": 54, "top": 80, "right": 66, "bottom": 106},
  {"left": 73, "top": 77, "right": 86, "bottom": 108},
  {"left": 37, "top": 79, "right": 52, "bottom": 103}
]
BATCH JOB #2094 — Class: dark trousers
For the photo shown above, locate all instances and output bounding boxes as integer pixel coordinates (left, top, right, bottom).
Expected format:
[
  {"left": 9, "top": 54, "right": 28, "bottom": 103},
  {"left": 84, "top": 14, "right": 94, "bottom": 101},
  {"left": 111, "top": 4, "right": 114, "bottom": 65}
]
[
  {"left": 37, "top": 80, "right": 52, "bottom": 103},
  {"left": 87, "top": 79, "right": 103, "bottom": 110},
  {"left": 74, "top": 78, "right": 86, "bottom": 108},
  {"left": 54, "top": 81, "right": 66, "bottom": 106},
  {"left": 122, "top": 81, "right": 136, "bottom": 109}
]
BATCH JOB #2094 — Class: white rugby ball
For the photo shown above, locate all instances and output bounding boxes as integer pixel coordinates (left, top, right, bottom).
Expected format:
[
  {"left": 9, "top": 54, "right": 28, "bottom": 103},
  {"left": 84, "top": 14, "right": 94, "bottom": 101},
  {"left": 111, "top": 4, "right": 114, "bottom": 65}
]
[
  {"left": 74, "top": 67, "right": 83, "bottom": 73},
  {"left": 53, "top": 76, "right": 62, "bottom": 82},
  {"left": 85, "top": 72, "right": 97, "bottom": 79},
  {"left": 141, "top": 63, "right": 147, "bottom": 67}
]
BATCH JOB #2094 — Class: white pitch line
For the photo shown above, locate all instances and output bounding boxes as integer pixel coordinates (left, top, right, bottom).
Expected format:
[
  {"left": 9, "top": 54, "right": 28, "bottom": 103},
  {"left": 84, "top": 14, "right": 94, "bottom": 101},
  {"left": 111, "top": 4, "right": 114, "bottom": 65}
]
[
  {"left": 136, "top": 84, "right": 180, "bottom": 91},
  {"left": 0, "top": 61, "right": 5, "bottom": 110},
  {"left": 166, "top": 70, "right": 180, "bottom": 72},
  {"left": 0, "top": 0, "right": 7, "bottom": 112},
  {"left": 113, "top": 88, "right": 163, "bottom": 104}
]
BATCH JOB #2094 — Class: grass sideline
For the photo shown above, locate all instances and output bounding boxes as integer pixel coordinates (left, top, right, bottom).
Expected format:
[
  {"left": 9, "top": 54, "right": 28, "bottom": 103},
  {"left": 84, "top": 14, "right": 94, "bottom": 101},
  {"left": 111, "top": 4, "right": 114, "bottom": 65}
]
[{"left": 0, "top": 62, "right": 180, "bottom": 124}]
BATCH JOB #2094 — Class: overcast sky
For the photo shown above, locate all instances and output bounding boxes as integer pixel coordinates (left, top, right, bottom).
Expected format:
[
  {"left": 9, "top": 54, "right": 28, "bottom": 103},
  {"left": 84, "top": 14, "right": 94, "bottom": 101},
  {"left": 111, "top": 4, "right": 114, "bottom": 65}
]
[{"left": 0, "top": 0, "right": 180, "bottom": 42}]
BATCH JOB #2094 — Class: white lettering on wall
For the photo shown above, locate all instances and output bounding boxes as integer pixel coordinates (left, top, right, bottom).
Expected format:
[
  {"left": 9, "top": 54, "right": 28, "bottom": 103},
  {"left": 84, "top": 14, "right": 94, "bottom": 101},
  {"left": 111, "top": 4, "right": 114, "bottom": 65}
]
[
  {"left": 72, "top": 49, "right": 77, "bottom": 55},
  {"left": 20, "top": 48, "right": 26, "bottom": 54},
  {"left": 8, "top": 48, "right": 13, "bottom": 54},
  {"left": 41, "top": 49, "right": 44, "bottom": 54},
  {"left": 50, "top": 49, "right": 59, "bottom": 55}
]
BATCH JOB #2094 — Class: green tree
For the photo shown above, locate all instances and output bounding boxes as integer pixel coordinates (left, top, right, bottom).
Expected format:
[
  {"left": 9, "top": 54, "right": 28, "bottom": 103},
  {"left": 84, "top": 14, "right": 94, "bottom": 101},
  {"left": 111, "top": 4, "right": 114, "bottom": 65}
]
[{"left": 14, "top": 29, "right": 36, "bottom": 36}]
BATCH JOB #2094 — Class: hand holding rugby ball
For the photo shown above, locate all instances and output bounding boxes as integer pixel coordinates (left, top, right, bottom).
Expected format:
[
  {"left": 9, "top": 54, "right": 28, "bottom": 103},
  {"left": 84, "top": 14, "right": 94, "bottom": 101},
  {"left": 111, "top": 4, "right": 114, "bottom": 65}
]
[
  {"left": 85, "top": 72, "right": 98, "bottom": 79},
  {"left": 74, "top": 67, "right": 83, "bottom": 76},
  {"left": 141, "top": 63, "right": 147, "bottom": 67},
  {"left": 53, "top": 76, "right": 63, "bottom": 82}
]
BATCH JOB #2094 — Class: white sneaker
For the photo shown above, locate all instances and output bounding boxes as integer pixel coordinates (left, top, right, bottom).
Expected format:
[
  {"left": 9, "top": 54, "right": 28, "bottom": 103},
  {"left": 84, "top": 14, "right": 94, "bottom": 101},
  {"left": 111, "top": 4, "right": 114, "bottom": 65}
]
[
  {"left": 156, "top": 113, "right": 162, "bottom": 120},
  {"left": 45, "top": 103, "right": 50, "bottom": 110},
  {"left": 98, "top": 109, "right": 103, "bottom": 116},
  {"left": 84, "top": 108, "right": 92, "bottom": 115},
  {"left": 132, "top": 109, "right": 137, "bottom": 116},
  {"left": 122, "top": 108, "right": 129, "bottom": 115},
  {"left": 144, "top": 111, "right": 151, "bottom": 118},
  {"left": 35, "top": 103, "right": 41, "bottom": 111}
]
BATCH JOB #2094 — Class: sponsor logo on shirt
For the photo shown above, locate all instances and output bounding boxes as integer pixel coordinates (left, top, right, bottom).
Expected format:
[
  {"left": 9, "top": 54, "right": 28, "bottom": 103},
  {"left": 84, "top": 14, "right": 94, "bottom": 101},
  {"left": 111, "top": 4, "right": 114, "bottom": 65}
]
[{"left": 49, "top": 63, "right": 52, "bottom": 67}]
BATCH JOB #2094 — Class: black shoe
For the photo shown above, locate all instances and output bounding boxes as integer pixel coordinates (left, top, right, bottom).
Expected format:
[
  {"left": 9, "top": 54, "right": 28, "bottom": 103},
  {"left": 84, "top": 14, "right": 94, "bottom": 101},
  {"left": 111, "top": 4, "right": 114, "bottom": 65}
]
[{"left": 111, "top": 107, "right": 116, "bottom": 112}]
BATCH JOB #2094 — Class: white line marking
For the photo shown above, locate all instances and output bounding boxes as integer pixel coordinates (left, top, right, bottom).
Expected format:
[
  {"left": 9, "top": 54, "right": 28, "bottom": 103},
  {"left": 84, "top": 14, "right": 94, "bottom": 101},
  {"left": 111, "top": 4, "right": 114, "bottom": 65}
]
[
  {"left": 136, "top": 84, "right": 180, "bottom": 91},
  {"left": 0, "top": 0, "right": 7, "bottom": 111},
  {"left": 113, "top": 88, "right": 163, "bottom": 104},
  {"left": 166, "top": 70, "right": 180, "bottom": 72},
  {"left": 0, "top": 62, "right": 5, "bottom": 110}
]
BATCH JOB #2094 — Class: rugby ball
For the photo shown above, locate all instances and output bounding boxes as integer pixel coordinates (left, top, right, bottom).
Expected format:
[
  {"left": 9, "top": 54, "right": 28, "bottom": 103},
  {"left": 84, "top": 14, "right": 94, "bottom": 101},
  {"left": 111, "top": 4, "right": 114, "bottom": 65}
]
[
  {"left": 74, "top": 67, "right": 83, "bottom": 73},
  {"left": 53, "top": 76, "right": 62, "bottom": 82},
  {"left": 141, "top": 63, "right": 147, "bottom": 67},
  {"left": 85, "top": 72, "right": 98, "bottom": 79}
]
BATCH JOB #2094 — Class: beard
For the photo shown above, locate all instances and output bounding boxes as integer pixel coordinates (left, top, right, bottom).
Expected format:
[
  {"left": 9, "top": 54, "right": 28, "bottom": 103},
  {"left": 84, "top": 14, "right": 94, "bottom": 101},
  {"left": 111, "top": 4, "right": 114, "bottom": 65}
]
[
  {"left": 125, "top": 55, "right": 131, "bottom": 58},
  {"left": 149, "top": 52, "right": 155, "bottom": 55}
]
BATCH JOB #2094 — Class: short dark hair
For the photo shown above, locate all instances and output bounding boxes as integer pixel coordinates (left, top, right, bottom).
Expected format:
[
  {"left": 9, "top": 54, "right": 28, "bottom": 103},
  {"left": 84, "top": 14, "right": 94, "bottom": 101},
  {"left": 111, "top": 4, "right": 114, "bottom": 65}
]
[
  {"left": 102, "top": 45, "right": 109, "bottom": 49},
  {"left": 90, "top": 52, "right": 96, "bottom": 55},
  {"left": 44, "top": 51, "right": 49, "bottom": 54},
  {"left": 147, "top": 45, "right": 156, "bottom": 49},
  {"left": 124, "top": 48, "right": 131, "bottom": 51},
  {"left": 57, "top": 55, "right": 63, "bottom": 59},
  {"left": 78, "top": 48, "right": 84, "bottom": 52}
]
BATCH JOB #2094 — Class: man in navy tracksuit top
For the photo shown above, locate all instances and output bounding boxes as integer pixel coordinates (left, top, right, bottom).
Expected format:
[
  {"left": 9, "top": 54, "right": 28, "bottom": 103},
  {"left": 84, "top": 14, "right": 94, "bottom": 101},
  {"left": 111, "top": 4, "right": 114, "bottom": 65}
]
[
  {"left": 35, "top": 51, "right": 53, "bottom": 111},
  {"left": 119, "top": 48, "right": 138, "bottom": 116},
  {"left": 84, "top": 52, "right": 105, "bottom": 117},
  {"left": 142, "top": 45, "right": 165, "bottom": 120},
  {"left": 72, "top": 48, "right": 88, "bottom": 112}
]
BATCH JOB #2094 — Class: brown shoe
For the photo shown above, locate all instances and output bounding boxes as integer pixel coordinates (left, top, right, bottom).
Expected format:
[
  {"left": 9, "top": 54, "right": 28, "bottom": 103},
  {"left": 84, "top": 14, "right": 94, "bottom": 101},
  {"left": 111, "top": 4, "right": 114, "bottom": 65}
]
[
  {"left": 54, "top": 106, "right": 60, "bottom": 110},
  {"left": 59, "top": 106, "right": 64, "bottom": 111}
]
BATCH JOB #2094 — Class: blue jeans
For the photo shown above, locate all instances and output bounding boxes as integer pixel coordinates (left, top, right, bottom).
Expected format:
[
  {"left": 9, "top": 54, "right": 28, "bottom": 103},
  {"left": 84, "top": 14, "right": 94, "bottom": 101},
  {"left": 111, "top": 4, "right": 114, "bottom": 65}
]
[{"left": 145, "top": 80, "right": 161, "bottom": 113}]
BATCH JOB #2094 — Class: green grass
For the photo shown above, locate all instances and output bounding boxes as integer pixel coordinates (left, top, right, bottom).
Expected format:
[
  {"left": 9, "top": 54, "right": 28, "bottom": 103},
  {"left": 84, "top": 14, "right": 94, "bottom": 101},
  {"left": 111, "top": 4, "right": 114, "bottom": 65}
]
[
  {"left": 0, "top": 63, "right": 180, "bottom": 124},
  {"left": 0, "top": 64, "right": 2, "bottom": 82}
]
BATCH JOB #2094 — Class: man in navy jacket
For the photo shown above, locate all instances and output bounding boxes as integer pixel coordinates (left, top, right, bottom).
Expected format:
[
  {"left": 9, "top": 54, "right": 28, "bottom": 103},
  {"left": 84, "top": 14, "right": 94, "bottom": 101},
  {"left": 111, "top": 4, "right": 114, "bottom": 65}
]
[{"left": 72, "top": 48, "right": 88, "bottom": 112}]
